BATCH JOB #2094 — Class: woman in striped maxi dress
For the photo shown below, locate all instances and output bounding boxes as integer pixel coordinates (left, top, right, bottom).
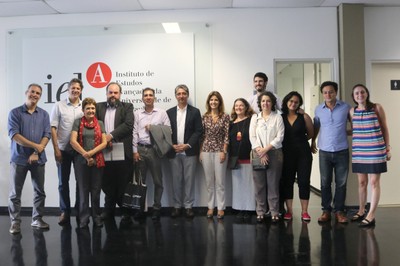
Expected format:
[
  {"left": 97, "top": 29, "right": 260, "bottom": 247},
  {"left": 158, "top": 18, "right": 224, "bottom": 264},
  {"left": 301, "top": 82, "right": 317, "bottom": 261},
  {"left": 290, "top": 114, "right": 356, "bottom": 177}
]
[{"left": 350, "top": 84, "right": 391, "bottom": 227}]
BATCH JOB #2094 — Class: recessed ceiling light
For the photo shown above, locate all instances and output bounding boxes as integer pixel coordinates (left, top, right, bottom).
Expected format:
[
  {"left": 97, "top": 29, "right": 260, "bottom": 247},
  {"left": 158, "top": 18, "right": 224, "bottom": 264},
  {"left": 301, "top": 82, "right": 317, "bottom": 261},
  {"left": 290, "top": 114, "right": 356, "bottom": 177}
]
[{"left": 162, "top": 22, "right": 181, "bottom": 33}]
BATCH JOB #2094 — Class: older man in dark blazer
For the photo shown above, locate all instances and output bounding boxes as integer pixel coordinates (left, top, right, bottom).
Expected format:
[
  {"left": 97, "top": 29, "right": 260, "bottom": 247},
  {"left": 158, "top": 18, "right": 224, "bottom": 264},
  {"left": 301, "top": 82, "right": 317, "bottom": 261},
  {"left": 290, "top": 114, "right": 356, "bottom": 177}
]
[
  {"left": 96, "top": 82, "right": 134, "bottom": 223},
  {"left": 167, "top": 84, "right": 203, "bottom": 218}
]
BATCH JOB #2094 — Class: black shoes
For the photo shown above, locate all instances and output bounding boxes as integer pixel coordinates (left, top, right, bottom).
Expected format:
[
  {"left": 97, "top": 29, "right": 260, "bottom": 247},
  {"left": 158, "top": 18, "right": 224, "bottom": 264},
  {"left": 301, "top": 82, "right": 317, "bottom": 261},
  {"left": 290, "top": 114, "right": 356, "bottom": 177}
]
[
  {"left": 152, "top": 209, "right": 161, "bottom": 220},
  {"left": 58, "top": 213, "right": 70, "bottom": 226},
  {"left": 359, "top": 218, "right": 376, "bottom": 227},
  {"left": 186, "top": 208, "right": 195, "bottom": 218},
  {"left": 171, "top": 208, "right": 181, "bottom": 218}
]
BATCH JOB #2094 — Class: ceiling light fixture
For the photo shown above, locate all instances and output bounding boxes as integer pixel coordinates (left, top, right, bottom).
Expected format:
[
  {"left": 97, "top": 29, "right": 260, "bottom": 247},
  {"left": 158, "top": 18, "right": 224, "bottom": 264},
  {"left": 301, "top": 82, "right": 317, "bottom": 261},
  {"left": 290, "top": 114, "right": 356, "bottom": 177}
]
[{"left": 162, "top": 22, "right": 181, "bottom": 33}]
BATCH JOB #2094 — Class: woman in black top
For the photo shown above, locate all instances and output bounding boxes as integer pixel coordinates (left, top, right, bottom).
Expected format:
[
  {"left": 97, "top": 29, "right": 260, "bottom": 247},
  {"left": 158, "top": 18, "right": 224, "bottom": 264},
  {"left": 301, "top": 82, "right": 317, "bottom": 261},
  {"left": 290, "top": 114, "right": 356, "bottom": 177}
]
[
  {"left": 281, "top": 91, "right": 314, "bottom": 222},
  {"left": 229, "top": 98, "right": 255, "bottom": 220}
]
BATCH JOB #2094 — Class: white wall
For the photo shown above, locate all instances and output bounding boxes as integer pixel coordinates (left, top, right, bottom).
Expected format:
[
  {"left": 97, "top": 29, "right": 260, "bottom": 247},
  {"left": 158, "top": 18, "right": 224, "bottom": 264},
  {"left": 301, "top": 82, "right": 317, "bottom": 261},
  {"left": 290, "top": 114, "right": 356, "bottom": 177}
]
[
  {"left": 364, "top": 7, "right": 400, "bottom": 205},
  {"left": 0, "top": 8, "right": 339, "bottom": 207}
]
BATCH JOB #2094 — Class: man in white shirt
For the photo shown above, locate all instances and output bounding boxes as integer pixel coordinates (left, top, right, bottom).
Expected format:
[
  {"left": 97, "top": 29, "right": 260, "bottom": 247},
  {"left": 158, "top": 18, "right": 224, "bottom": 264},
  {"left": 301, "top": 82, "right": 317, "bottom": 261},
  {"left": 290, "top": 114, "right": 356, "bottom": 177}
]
[
  {"left": 166, "top": 85, "right": 203, "bottom": 218},
  {"left": 248, "top": 72, "right": 282, "bottom": 113},
  {"left": 50, "top": 78, "right": 83, "bottom": 226}
]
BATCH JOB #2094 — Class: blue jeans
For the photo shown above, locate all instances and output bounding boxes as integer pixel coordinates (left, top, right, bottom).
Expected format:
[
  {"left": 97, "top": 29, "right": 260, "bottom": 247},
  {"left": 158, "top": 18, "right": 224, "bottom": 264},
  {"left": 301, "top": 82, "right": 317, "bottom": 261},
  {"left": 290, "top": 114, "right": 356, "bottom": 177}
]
[
  {"left": 319, "top": 149, "right": 349, "bottom": 212},
  {"left": 58, "top": 149, "right": 79, "bottom": 214},
  {"left": 9, "top": 163, "right": 46, "bottom": 223}
]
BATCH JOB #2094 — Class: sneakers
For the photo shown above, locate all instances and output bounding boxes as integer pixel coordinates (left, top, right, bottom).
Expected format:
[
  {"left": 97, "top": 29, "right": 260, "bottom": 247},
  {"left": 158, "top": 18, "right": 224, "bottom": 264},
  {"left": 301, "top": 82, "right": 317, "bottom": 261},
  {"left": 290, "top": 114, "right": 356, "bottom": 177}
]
[
  {"left": 9, "top": 222, "right": 21, "bottom": 234},
  {"left": 31, "top": 218, "right": 49, "bottom": 229},
  {"left": 283, "top": 212, "right": 293, "bottom": 221},
  {"left": 301, "top": 212, "right": 311, "bottom": 222}
]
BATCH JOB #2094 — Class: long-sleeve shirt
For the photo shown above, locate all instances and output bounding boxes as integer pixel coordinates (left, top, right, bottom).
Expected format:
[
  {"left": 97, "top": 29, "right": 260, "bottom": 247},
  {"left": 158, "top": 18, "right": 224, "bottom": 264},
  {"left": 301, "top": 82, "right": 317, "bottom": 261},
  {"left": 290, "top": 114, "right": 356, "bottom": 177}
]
[
  {"left": 201, "top": 114, "right": 230, "bottom": 152},
  {"left": 249, "top": 111, "right": 284, "bottom": 150},
  {"left": 132, "top": 107, "right": 171, "bottom": 153}
]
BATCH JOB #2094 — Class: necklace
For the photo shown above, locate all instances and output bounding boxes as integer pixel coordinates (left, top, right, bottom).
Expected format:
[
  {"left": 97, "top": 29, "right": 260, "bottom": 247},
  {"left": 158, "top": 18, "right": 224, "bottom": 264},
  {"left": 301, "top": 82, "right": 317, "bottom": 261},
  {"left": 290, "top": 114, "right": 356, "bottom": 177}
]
[{"left": 236, "top": 118, "right": 246, "bottom": 141}]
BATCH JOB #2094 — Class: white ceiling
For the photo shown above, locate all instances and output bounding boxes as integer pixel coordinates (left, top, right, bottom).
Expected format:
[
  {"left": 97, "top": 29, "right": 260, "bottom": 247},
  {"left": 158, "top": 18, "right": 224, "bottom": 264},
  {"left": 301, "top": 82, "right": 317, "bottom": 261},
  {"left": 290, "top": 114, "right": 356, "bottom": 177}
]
[{"left": 0, "top": 0, "right": 400, "bottom": 17}]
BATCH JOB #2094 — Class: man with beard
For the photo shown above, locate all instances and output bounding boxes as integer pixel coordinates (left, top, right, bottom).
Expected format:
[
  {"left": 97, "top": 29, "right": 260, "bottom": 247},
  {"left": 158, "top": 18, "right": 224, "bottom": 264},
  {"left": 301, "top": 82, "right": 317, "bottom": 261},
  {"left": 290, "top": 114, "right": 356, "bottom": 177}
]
[
  {"left": 96, "top": 82, "right": 134, "bottom": 223},
  {"left": 248, "top": 72, "right": 282, "bottom": 113},
  {"left": 50, "top": 78, "right": 83, "bottom": 226}
]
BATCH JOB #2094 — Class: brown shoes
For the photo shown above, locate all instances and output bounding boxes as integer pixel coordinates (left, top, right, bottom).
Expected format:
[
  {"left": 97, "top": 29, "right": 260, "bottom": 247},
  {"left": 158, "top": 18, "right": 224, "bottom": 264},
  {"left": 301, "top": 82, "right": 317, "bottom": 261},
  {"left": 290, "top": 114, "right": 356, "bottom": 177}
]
[
  {"left": 318, "top": 211, "right": 331, "bottom": 223},
  {"left": 58, "top": 212, "right": 70, "bottom": 226},
  {"left": 335, "top": 212, "right": 349, "bottom": 224}
]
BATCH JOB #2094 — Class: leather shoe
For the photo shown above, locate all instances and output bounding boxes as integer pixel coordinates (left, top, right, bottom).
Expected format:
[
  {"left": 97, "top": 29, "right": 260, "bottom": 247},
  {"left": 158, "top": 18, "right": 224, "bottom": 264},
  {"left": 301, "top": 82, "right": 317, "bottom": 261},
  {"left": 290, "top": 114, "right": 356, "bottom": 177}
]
[
  {"left": 335, "top": 212, "right": 349, "bottom": 224},
  {"left": 94, "top": 217, "right": 104, "bottom": 227},
  {"left": 9, "top": 222, "right": 21, "bottom": 234},
  {"left": 58, "top": 213, "right": 70, "bottom": 226},
  {"left": 100, "top": 210, "right": 114, "bottom": 220},
  {"left": 186, "top": 208, "right": 195, "bottom": 218},
  {"left": 152, "top": 209, "right": 161, "bottom": 220},
  {"left": 121, "top": 214, "right": 132, "bottom": 225},
  {"left": 359, "top": 218, "right": 376, "bottom": 227},
  {"left": 318, "top": 211, "right": 331, "bottom": 223},
  {"left": 171, "top": 208, "right": 181, "bottom": 218}
]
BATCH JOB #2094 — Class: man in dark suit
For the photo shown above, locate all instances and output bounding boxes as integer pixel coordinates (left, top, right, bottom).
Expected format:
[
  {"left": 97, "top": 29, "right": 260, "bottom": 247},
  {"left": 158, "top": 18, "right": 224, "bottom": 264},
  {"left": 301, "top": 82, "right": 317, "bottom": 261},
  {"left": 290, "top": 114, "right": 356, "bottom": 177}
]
[
  {"left": 167, "top": 84, "right": 203, "bottom": 218},
  {"left": 96, "top": 82, "right": 134, "bottom": 223}
]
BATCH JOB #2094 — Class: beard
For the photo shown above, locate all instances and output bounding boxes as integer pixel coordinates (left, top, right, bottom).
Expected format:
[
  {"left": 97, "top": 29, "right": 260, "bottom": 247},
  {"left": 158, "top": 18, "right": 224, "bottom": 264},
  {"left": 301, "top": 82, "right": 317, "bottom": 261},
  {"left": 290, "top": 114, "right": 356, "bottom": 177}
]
[
  {"left": 255, "top": 86, "right": 265, "bottom": 93},
  {"left": 107, "top": 97, "right": 120, "bottom": 107}
]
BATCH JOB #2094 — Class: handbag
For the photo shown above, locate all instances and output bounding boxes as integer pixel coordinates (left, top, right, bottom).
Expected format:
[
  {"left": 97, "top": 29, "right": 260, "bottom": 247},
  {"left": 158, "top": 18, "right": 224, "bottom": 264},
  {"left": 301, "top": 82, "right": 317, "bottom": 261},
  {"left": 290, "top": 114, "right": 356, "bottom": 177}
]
[
  {"left": 251, "top": 149, "right": 268, "bottom": 171},
  {"left": 228, "top": 155, "right": 239, "bottom": 170},
  {"left": 122, "top": 169, "right": 147, "bottom": 211}
]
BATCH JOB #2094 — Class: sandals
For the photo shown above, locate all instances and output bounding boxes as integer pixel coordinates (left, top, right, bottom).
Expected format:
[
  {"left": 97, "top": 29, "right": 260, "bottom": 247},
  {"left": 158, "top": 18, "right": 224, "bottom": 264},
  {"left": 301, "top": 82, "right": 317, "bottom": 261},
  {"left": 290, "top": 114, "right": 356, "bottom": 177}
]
[
  {"left": 351, "top": 212, "right": 365, "bottom": 222},
  {"left": 206, "top": 209, "right": 213, "bottom": 219},
  {"left": 256, "top": 215, "right": 264, "bottom": 223},
  {"left": 359, "top": 218, "right": 376, "bottom": 227},
  {"left": 271, "top": 215, "right": 280, "bottom": 223}
]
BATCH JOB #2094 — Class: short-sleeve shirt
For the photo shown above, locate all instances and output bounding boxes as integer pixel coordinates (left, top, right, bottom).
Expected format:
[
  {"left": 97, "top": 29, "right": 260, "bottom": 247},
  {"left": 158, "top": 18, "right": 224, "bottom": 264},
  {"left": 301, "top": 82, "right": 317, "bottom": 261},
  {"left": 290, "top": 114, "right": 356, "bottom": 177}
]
[
  {"left": 50, "top": 98, "right": 83, "bottom": 150},
  {"left": 72, "top": 118, "right": 105, "bottom": 151}
]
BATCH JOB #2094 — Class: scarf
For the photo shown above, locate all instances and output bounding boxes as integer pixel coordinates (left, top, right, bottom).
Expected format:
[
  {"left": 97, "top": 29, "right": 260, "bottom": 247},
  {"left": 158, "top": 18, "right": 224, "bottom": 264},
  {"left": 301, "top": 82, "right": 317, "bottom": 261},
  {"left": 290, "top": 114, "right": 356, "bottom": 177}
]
[{"left": 78, "top": 116, "right": 105, "bottom": 168}]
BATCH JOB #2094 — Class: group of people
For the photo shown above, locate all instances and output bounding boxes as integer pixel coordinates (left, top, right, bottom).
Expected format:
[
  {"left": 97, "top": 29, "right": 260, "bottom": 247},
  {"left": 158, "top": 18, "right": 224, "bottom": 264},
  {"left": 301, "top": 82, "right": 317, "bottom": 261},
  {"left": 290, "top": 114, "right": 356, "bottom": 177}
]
[{"left": 7, "top": 72, "right": 390, "bottom": 235}]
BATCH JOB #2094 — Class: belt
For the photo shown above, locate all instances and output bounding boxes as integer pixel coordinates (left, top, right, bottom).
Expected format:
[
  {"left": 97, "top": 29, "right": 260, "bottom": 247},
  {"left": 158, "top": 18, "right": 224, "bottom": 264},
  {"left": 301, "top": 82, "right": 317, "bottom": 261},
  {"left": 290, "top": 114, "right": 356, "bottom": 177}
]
[{"left": 138, "top": 143, "right": 153, "bottom": 148}]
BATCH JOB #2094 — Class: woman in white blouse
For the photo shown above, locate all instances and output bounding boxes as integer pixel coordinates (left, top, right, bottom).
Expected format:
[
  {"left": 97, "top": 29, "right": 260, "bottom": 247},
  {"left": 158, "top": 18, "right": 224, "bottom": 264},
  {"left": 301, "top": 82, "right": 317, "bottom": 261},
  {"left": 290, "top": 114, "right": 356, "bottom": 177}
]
[{"left": 250, "top": 91, "right": 284, "bottom": 223}]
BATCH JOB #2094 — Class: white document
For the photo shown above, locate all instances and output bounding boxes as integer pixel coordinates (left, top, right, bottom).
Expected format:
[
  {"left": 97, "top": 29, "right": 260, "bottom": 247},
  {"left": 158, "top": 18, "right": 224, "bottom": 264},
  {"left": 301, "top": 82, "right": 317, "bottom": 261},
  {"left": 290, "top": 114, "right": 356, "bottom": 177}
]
[{"left": 103, "top": 143, "right": 125, "bottom": 161}]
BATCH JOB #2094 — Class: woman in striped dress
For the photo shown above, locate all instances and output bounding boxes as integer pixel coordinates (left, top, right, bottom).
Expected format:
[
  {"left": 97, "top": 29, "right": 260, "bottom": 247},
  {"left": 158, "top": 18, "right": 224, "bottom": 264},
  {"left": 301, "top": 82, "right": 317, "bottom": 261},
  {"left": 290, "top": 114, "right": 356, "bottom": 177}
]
[{"left": 350, "top": 84, "right": 391, "bottom": 227}]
